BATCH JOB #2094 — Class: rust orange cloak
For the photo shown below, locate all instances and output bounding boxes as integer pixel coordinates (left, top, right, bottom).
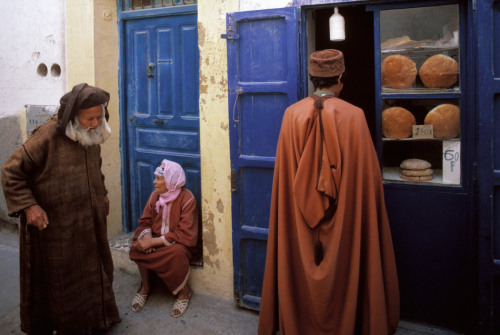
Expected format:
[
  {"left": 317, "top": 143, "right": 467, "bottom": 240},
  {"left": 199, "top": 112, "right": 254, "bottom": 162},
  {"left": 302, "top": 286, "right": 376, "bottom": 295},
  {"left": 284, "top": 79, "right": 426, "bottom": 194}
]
[{"left": 258, "top": 96, "right": 400, "bottom": 335}]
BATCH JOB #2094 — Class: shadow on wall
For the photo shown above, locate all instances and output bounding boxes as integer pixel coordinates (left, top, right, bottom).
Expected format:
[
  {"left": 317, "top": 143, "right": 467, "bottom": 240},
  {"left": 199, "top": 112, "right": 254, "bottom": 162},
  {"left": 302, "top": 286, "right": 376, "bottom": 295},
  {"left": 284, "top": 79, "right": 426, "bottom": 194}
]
[
  {"left": 0, "top": 113, "right": 23, "bottom": 225},
  {"left": 0, "top": 105, "right": 58, "bottom": 225}
]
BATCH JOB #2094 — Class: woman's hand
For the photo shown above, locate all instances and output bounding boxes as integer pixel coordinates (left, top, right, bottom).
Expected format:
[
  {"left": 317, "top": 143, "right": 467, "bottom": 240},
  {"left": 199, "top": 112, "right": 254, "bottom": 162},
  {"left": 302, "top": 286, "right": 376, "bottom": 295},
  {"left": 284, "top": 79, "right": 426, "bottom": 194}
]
[{"left": 133, "top": 236, "right": 156, "bottom": 253}]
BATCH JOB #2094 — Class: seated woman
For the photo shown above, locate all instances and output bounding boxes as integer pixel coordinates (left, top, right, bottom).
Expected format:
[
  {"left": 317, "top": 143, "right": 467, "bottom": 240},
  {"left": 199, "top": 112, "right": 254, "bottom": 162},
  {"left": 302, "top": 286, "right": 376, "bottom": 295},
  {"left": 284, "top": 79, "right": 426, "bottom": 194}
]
[{"left": 129, "top": 159, "right": 200, "bottom": 317}]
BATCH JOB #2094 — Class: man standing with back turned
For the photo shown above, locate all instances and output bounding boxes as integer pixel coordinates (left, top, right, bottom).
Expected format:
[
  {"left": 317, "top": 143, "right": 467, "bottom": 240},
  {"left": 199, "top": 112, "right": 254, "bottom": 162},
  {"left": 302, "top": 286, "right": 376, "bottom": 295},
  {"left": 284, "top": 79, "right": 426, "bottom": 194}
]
[
  {"left": 1, "top": 83, "right": 121, "bottom": 335},
  {"left": 258, "top": 49, "right": 400, "bottom": 335}
]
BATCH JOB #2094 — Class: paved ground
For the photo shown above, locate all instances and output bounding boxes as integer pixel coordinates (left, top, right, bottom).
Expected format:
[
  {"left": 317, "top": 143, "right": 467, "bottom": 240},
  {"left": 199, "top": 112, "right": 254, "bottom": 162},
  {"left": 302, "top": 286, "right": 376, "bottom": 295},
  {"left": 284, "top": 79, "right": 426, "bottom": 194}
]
[{"left": 0, "top": 222, "right": 463, "bottom": 335}]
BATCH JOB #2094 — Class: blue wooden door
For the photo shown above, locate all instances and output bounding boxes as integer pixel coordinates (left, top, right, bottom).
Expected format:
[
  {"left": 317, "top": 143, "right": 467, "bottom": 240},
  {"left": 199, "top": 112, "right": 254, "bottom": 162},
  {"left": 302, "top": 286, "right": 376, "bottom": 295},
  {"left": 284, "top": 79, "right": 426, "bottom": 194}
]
[
  {"left": 123, "top": 13, "right": 200, "bottom": 231},
  {"left": 476, "top": 1, "right": 500, "bottom": 334},
  {"left": 226, "top": 8, "right": 298, "bottom": 310}
]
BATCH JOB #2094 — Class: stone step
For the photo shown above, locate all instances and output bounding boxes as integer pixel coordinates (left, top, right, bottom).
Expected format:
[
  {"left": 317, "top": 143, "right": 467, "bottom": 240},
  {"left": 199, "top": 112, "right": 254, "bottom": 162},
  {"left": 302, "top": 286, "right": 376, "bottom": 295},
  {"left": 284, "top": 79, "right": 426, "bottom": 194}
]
[{"left": 109, "top": 233, "right": 137, "bottom": 275}]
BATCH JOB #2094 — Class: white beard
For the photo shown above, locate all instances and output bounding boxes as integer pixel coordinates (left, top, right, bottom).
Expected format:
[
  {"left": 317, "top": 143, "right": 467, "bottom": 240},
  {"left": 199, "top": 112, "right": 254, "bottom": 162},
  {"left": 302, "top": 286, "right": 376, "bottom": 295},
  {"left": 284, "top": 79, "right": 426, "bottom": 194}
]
[{"left": 65, "top": 106, "right": 112, "bottom": 147}]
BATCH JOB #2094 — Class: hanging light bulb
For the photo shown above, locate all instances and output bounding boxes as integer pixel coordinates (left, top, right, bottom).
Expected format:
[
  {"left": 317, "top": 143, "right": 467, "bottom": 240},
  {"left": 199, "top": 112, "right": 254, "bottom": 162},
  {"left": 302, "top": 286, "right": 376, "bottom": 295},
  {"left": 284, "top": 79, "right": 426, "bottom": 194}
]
[{"left": 329, "top": 7, "right": 345, "bottom": 41}]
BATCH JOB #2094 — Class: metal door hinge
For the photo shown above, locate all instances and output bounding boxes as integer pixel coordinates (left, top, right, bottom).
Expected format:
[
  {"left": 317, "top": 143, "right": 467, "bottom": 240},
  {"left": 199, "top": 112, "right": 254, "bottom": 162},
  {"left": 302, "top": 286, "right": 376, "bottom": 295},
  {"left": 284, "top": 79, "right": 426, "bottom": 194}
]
[
  {"left": 221, "top": 15, "right": 239, "bottom": 40},
  {"left": 231, "top": 170, "right": 237, "bottom": 192},
  {"left": 221, "top": 29, "right": 239, "bottom": 40}
]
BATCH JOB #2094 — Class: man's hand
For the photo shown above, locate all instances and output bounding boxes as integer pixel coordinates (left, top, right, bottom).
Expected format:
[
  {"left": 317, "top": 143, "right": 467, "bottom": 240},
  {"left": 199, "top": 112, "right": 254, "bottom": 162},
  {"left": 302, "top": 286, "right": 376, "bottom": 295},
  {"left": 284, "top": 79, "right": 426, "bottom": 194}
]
[
  {"left": 104, "top": 196, "right": 110, "bottom": 216},
  {"left": 24, "top": 205, "right": 49, "bottom": 231}
]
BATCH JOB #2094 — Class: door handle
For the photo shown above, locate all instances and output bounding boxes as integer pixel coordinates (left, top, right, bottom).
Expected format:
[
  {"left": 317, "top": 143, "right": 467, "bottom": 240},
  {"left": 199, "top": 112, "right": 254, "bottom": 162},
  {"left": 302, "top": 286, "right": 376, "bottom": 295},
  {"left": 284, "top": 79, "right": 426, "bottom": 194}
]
[
  {"left": 147, "top": 63, "right": 155, "bottom": 78},
  {"left": 152, "top": 119, "right": 166, "bottom": 125}
]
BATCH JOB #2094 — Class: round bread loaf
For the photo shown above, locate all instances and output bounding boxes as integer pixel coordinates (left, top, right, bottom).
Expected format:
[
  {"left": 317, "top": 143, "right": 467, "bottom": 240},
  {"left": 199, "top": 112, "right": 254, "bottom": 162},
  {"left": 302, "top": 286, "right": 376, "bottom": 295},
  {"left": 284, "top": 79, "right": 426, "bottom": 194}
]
[
  {"left": 424, "top": 104, "right": 460, "bottom": 138},
  {"left": 419, "top": 54, "right": 459, "bottom": 88},
  {"left": 381, "top": 54, "right": 417, "bottom": 89},
  {"left": 400, "top": 174, "right": 433, "bottom": 182},
  {"left": 382, "top": 107, "right": 416, "bottom": 139},
  {"left": 400, "top": 168, "right": 433, "bottom": 177},
  {"left": 400, "top": 158, "right": 432, "bottom": 170}
]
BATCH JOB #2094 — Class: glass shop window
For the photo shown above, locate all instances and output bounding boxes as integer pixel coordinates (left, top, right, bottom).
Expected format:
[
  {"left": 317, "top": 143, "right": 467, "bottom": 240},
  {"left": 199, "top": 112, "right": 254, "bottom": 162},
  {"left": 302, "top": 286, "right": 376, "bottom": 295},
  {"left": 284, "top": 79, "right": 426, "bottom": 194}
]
[
  {"left": 380, "top": 5, "right": 459, "bottom": 93},
  {"left": 379, "top": 5, "right": 461, "bottom": 186}
]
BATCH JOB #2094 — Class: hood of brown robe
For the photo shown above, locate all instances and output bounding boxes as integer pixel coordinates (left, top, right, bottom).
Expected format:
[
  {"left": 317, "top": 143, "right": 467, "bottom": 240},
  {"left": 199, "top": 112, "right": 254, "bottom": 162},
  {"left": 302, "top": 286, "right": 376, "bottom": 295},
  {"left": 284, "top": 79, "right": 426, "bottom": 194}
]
[
  {"left": 258, "top": 96, "right": 400, "bottom": 335},
  {"left": 57, "top": 83, "right": 110, "bottom": 135}
]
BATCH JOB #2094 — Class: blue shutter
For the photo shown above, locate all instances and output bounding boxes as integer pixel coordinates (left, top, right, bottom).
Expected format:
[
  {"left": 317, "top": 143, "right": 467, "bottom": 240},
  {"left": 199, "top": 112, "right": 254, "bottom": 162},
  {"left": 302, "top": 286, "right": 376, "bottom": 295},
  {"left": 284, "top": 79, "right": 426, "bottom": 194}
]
[
  {"left": 225, "top": 7, "right": 298, "bottom": 310},
  {"left": 476, "top": 1, "right": 500, "bottom": 334}
]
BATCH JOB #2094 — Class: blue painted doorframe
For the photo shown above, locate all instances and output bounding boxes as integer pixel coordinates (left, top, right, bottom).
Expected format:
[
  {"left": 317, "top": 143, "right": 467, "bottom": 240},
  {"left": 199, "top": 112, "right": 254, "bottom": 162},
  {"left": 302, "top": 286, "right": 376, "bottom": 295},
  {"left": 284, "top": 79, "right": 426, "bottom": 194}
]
[
  {"left": 118, "top": 5, "right": 201, "bottom": 232},
  {"left": 225, "top": 7, "right": 299, "bottom": 310},
  {"left": 476, "top": 1, "right": 500, "bottom": 334}
]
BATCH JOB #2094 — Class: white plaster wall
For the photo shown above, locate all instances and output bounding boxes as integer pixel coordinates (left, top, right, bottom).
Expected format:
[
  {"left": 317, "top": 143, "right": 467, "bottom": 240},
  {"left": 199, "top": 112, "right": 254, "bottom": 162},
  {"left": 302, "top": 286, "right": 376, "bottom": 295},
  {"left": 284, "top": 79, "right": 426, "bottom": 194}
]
[
  {"left": 0, "top": 0, "right": 66, "bottom": 111},
  {"left": 0, "top": 0, "right": 66, "bottom": 224},
  {"left": 239, "top": 0, "right": 292, "bottom": 11}
]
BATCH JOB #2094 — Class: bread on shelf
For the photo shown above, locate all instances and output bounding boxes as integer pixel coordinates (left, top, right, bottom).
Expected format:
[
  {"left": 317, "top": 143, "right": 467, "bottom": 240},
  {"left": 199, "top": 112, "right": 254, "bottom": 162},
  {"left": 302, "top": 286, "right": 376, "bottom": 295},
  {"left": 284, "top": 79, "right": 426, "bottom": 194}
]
[
  {"left": 419, "top": 54, "right": 459, "bottom": 88},
  {"left": 381, "top": 54, "right": 417, "bottom": 89},
  {"left": 399, "top": 158, "right": 434, "bottom": 182},
  {"left": 424, "top": 104, "right": 460, "bottom": 138},
  {"left": 382, "top": 106, "right": 416, "bottom": 139}
]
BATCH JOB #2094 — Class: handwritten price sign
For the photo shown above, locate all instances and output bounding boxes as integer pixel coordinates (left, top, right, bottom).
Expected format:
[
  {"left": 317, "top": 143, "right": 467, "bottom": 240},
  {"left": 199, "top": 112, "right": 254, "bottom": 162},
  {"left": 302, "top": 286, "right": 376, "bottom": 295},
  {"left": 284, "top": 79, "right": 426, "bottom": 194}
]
[
  {"left": 442, "top": 140, "right": 460, "bottom": 185},
  {"left": 412, "top": 125, "right": 433, "bottom": 139}
]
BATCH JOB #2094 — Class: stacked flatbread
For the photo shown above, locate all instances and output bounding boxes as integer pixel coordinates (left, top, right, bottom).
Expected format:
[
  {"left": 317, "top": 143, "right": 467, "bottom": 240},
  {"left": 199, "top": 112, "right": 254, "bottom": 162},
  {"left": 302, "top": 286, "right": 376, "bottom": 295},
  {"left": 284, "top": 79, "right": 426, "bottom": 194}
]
[
  {"left": 381, "top": 54, "right": 417, "bottom": 89},
  {"left": 424, "top": 104, "right": 460, "bottom": 138},
  {"left": 381, "top": 36, "right": 413, "bottom": 49},
  {"left": 419, "top": 54, "right": 459, "bottom": 88},
  {"left": 382, "top": 107, "right": 416, "bottom": 139},
  {"left": 400, "top": 159, "right": 433, "bottom": 182}
]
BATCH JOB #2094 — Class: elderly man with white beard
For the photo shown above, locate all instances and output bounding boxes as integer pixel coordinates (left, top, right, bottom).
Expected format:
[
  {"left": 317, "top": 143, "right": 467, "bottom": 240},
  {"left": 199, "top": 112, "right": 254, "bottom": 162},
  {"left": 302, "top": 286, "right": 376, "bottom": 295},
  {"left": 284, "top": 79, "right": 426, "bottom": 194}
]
[{"left": 1, "top": 83, "right": 121, "bottom": 335}]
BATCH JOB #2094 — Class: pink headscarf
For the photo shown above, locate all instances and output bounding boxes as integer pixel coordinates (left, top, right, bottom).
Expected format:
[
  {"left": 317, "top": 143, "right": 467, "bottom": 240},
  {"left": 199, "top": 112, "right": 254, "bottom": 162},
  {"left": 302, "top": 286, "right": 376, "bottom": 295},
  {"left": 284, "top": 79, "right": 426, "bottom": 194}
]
[{"left": 154, "top": 159, "right": 186, "bottom": 221}]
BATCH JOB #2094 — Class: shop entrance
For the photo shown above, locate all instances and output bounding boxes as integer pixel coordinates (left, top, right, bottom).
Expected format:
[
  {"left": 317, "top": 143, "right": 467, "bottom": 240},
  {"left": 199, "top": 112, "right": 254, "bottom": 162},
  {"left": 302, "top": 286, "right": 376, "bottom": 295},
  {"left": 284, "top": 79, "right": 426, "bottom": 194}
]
[
  {"left": 308, "top": 6, "right": 376, "bottom": 141},
  {"left": 227, "top": 2, "right": 475, "bottom": 333},
  {"left": 304, "top": 3, "right": 474, "bottom": 333}
]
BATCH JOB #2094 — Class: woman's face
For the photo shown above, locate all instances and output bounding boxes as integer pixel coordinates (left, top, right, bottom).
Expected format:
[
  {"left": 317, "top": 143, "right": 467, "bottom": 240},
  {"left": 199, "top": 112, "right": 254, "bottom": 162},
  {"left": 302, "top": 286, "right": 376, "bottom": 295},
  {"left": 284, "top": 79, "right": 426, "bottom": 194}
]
[{"left": 153, "top": 175, "right": 168, "bottom": 194}]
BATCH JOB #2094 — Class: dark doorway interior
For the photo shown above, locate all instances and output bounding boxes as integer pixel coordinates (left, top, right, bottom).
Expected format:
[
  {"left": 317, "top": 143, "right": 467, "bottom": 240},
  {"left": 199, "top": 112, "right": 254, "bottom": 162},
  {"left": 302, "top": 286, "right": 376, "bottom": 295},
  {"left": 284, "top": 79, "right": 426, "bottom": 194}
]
[{"left": 313, "top": 6, "right": 376, "bottom": 142}]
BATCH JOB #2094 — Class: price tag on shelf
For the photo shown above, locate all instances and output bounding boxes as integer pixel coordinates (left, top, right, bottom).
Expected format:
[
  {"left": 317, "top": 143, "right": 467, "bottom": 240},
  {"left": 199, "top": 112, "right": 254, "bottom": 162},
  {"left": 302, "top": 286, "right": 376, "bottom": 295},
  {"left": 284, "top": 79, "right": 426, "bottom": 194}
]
[
  {"left": 412, "top": 125, "right": 433, "bottom": 138},
  {"left": 442, "top": 140, "right": 460, "bottom": 184}
]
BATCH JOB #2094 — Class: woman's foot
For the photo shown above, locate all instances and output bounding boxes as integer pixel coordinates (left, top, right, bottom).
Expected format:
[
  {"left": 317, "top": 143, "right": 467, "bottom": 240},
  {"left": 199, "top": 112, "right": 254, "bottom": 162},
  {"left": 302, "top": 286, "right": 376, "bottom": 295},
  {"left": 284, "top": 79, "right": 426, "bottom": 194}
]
[
  {"left": 131, "top": 282, "right": 149, "bottom": 312},
  {"left": 171, "top": 285, "right": 192, "bottom": 318}
]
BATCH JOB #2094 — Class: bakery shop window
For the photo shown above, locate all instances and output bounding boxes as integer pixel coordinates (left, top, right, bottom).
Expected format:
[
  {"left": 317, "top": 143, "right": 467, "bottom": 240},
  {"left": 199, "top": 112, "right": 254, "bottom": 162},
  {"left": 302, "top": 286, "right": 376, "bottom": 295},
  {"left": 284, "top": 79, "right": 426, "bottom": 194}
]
[
  {"left": 380, "top": 5, "right": 459, "bottom": 93},
  {"left": 381, "top": 98, "right": 461, "bottom": 185}
]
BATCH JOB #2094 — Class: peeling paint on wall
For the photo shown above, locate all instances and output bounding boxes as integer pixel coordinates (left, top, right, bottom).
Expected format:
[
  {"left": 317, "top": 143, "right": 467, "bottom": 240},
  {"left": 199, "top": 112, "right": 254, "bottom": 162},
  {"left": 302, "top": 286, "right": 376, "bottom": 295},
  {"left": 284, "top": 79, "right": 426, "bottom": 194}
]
[
  {"left": 195, "top": 0, "right": 239, "bottom": 299},
  {"left": 203, "top": 212, "right": 220, "bottom": 255},
  {"left": 216, "top": 199, "right": 224, "bottom": 213}
]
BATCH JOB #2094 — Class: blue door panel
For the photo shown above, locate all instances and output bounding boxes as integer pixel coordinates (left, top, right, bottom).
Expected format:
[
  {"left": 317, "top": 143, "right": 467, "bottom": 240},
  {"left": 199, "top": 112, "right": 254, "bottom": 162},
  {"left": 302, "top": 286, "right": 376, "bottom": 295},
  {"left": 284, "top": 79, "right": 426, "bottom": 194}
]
[
  {"left": 130, "top": 30, "right": 152, "bottom": 116},
  {"left": 180, "top": 24, "right": 199, "bottom": 118},
  {"left": 227, "top": 7, "right": 298, "bottom": 310},
  {"left": 124, "top": 12, "right": 200, "bottom": 231},
  {"left": 238, "top": 20, "right": 288, "bottom": 82},
  {"left": 495, "top": 188, "right": 500, "bottom": 260},
  {"left": 240, "top": 168, "right": 274, "bottom": 229},
  {"left": 157, "top": 27, "right": 174, "bottom": 117},
  {"left": 495, "top": 94, "right": 500, "bottom": 168},
  {"left": 385, "top": 189, "right": 470, "bottom": 330},
  {"left": 240, "top": 94, "right": 289, "bottom": 157},
  {"left": 477, "top": 1, "right": 500, "bottom": 333},
  {"left": 241, "top": 238, "right": 268, "bottom": 309},
  {"left": 135, "top": 128, "right": 199, "bottom": 152}
]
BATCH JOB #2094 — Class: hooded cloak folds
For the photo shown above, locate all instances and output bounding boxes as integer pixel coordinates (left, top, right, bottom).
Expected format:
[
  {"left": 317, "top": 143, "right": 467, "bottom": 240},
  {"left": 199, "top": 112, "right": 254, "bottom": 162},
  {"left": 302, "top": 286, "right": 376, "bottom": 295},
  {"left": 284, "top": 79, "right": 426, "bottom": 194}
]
[
  {"left": 258, "top": 96, "right": 400, "bottom": 335},
  {"left": 1, "top": 84, "right": 120, "bottom": 334}
]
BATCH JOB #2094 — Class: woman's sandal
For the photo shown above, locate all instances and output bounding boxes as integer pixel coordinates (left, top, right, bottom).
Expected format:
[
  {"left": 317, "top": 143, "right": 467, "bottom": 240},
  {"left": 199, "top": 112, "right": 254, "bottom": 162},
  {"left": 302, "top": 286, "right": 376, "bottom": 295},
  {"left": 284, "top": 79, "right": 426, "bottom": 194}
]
[
  {"left": 171, "top": 291, "right": 192, "bottom": 318},
  {"left": 131, "top": 285, "right": 149, "bottom": 312}
]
